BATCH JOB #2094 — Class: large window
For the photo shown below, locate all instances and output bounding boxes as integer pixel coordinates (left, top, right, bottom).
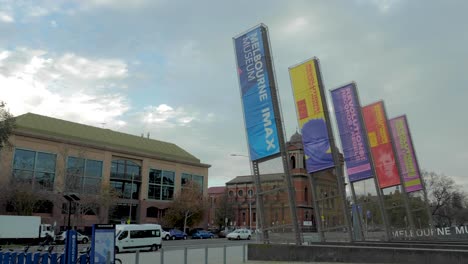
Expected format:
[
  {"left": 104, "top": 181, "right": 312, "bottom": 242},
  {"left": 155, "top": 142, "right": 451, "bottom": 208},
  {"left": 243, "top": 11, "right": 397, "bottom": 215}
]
[
  {"left": 110, "top": 159, "right": 141, "bottom": 200},
  {"left": 181, "top": 173, "right": 204, "bottom": 193},
  {"left": 12, "top": 148, "right": 56, "bottom": 190},
  {"left": 148, "top": 169, "right": 175, "bottom": 200},
  {"left": 66, "top": 157, "right": 103, "bottom": 194},
  {"left": 111, "top": 159, "right": 141, "bottom": 180}
]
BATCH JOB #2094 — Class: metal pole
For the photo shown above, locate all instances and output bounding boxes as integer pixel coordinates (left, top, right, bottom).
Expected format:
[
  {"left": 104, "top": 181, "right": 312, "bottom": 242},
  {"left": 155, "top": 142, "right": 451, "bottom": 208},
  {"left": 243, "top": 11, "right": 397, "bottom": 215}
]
[
  {"left": 160, "top": 248, "right": 164, "bottom": 264},
  {"left": 353, "top": 85, "right": 391, "bottom": 241},
  {"left": 309, "top": 175, "right": 324, "bottom": 242},
  {"left": 67, "top": 200, "right": 72, "bottom": 230},
  {"left": 243, "top": 243, "right": 246, "bottom": 263},
  {"left": 350, "top": 183, "right": 365, "bottom": 241},
  {"left": 314, "top": 59, "right": 353, "bottom": 242},
  {"left": 128, "top": 173, "right": 134, "bottom": 224},
  {"left": 184, "top": 247, "right": 188, "bottom": 264},
  {"left": 135, "top": 250, "right": 139, "bottom": 264},
  {"left": 205, "top": 246, "right": 208, "bottom": 264},
  {"left": 383, "top": 102, "right": 415, "bottom": 231},
  {"left": 249, "top": 201, "right": 252, "bottom": 230},
  {"left": 223, "top": 244, "right": 227, "bottom": 264},
  {"left": 404, "top": 115, "right": 433, "bottom": 227}
]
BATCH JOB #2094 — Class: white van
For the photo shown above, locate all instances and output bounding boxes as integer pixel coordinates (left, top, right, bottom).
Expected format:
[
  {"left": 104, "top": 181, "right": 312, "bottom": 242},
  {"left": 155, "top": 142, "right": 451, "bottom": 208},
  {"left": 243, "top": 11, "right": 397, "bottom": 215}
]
[{"left": 115, "top": 224, "right": 162, "bottom": 253}]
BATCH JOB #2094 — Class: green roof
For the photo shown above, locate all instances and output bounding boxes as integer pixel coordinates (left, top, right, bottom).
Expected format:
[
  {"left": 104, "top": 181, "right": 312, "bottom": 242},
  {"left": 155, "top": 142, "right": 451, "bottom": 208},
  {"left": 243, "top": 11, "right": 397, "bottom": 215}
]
[{"left": 14, "top": 113, "right": 202, "bottom": 164}]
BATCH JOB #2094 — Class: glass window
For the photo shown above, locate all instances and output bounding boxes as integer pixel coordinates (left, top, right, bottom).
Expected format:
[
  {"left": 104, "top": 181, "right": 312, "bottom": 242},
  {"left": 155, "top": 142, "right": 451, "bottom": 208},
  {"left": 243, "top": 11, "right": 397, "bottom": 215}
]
[
  {"left": 247, "top": 189, "right": 254, "bottom": 197},
  {"left": 111, "top": 159, "right": 141, "bottom": 181},
  {"left": 13, "top": 149, "right": 35, "bottom": 170},
  {"left": 162, "top": 186, "right": 174, "bottom": 200},
  {"left": 12, "top": 149, "right": 56, "bottom": 191},
  {"left": 181, "top": 173, "right": 191, "bottom": 186},
  {"left": 36, "top": 152, "right": 56, "bottom": 172},
  {"left": 148, "top": 168, "right": 175, "bottom": 201},
  {"left": 66, "top": 157, "right": 103, "bottom": 194},
  {"left": 85, "top": 160, "right": 103, "bottom": 178},
  {"left": 238, "top": 190, "right": 243, "bottom": 197},
  {"left": 181, "top": 173, "right": 204, "bottom": 194},
  {"left": 118, "top": 231, "right": 128, "bottom": 240},
  {"left": 163, "top": 171, "right": 175, "bottom": 185}
]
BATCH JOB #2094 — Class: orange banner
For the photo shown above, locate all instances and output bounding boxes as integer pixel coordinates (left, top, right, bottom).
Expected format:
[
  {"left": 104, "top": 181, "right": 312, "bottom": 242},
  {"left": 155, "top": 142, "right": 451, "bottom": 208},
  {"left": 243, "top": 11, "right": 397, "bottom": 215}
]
[{"left": 362, "top": 101, "right": 400, "bottom": 188}]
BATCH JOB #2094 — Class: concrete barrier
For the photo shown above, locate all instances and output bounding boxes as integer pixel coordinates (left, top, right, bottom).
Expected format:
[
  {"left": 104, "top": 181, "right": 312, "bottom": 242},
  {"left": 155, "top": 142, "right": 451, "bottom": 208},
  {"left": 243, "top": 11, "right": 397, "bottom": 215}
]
[{"left": 248, "top": 243, "right": 468, "bottom": 264}]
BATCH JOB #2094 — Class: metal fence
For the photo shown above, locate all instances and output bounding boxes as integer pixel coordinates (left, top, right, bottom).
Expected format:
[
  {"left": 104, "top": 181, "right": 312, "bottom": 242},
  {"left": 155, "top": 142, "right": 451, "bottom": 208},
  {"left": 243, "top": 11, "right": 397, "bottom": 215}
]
[
  {"left": 119, "top": 244, "right": 248, "bottom": 264},
  {"left": 0, "top": 244, "right": 248, "bottom": 264}
]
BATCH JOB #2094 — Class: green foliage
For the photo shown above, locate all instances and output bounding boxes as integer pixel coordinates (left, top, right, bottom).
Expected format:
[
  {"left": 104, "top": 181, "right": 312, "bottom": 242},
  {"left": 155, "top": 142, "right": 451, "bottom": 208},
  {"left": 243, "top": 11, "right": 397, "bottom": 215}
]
[{"left": 0, "top": 101, "right": 16, "bottom": 150}]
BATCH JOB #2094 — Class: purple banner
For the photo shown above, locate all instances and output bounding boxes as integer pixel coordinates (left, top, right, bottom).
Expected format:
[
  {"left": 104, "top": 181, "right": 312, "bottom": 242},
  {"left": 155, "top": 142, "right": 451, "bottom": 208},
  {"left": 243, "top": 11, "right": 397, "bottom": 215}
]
[
  {"left": 331, "top": 83, "right": 373, "bottom": 182},
  {"left": 389, "top": 115, "right": 423, "bottom": 192}
]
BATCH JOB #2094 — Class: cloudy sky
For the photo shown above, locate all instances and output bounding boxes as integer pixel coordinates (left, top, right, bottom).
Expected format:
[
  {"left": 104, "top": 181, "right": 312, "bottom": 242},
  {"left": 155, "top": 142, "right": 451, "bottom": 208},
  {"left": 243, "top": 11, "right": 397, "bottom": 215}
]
[{"left": 1, "top": 0, "right": 467, "bottom": 189}]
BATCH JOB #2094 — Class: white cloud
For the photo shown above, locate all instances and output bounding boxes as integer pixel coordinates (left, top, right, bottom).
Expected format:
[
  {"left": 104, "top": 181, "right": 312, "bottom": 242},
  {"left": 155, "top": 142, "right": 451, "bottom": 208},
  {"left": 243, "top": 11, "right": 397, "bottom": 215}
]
[
  {"left": 283, "top": 17, "right": 309, "bottom": 34},
  {"left": 50, "top": 20, "right": 57, "bottom": 28},
  {"left": 54, "top": 53, "right": 128, "bottom": 80},
  {"left": 0, "top": 47, "right": 131, "bottom": 127},
  {"left": 0, "top": 11, "right": 13, "bottom": 23},
  {"left": 141, "top": 104, "right": 199, "bottom": 128}
]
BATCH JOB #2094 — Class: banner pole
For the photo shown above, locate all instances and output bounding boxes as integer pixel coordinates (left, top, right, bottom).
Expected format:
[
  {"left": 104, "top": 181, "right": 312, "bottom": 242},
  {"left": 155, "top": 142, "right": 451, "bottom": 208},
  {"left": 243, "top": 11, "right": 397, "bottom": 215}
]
[
  {"left": 383, "top": 104, "right": 415, "bottom": 231},
  {"left": 404, "top": 116, "right": 433, "bottom": 227},
  {"left": 350, "top": 182, "right": 365, "bottom": 241},
  {"left": 309, "top": 174, "right": 325, "bottom": 242}
]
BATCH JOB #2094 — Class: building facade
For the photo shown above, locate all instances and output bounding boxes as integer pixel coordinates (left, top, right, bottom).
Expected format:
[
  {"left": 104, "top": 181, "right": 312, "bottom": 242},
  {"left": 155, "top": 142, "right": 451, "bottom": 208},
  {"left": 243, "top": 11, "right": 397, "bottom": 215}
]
[
  {"left": 0, "top": 113, "right": 210, "bottom": 233},
  {"left": 213, "top": 132, "right": 344, "bottom": 232}
]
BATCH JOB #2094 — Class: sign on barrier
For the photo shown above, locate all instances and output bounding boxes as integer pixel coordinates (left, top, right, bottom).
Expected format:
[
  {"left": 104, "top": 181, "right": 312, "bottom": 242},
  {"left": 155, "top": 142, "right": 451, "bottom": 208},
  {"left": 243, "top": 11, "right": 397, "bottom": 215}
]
[
  {"left": 65, "top": 230, "right": 78, "bottom": 264},
  {"left": 91, "top": 224, "right": 115, "bottom": 264}
]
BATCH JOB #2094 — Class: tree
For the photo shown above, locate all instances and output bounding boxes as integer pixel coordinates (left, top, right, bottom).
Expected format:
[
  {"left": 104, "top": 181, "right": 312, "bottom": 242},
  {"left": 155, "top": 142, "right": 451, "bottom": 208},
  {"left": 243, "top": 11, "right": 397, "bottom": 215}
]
[
  {"left": 163, "top": 181, "right": 207, "bottom": 232},
  {"left": 0, "top": 101, "right": 15, "bottom": 150},
  {"left": 214, "top": 191, "right": 236, "bottom": 229},
  {"left": 424, "top": 170, "right": 468, "bottom": 226},
  {"left": 0, "top": 180, "right": 48, "bottom": 215}
]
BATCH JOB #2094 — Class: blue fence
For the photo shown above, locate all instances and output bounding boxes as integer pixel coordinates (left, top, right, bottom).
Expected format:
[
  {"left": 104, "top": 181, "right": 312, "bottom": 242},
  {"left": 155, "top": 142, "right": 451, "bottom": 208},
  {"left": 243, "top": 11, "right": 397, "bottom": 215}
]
[{"left": 0, "top": 252, "right": 88, "bottom": 264}]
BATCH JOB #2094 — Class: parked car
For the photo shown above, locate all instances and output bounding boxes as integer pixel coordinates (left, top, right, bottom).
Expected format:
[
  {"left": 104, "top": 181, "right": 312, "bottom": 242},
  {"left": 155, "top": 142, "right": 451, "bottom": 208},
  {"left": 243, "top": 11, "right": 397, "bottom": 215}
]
[
  {"left": 167, "top": 229, "right": 187, "bottom": 240},
  {"left": 162, "top": 229, "right": 171, "bottom": 240},
  {"left": 55, "top": 231, "right": 90, "bottom": 244},
  {"left": 217, "top": 228, "right": 235, "bottom": 238},
  {"left": 191, "top": 230, "right": 214, "bottom": 239},
  {"left": 226, "top": 229, "right": 251, "bottom": 240}
]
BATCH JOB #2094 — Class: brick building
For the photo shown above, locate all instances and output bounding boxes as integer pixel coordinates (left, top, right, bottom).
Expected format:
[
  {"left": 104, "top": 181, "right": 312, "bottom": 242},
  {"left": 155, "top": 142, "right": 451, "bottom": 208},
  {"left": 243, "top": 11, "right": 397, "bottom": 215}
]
[
  {"left": 0, "top": 113, "right": 210, "bottom": 232},
  {"left": 210, "top": 132, "right": 344, "bottom": 232}
]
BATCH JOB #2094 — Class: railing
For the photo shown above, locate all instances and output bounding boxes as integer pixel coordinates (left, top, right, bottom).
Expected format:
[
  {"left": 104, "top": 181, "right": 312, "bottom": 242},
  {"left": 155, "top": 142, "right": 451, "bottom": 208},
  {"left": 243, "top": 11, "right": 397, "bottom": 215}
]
[
  {"left": 118, "top": 244, "right": 249, "bottom": 264},
  {"left": 0, "top": 244, "right": 249, "bottom": 264},
  {"left": 0, "top": 251, "right": 89, "bottom": 264}
]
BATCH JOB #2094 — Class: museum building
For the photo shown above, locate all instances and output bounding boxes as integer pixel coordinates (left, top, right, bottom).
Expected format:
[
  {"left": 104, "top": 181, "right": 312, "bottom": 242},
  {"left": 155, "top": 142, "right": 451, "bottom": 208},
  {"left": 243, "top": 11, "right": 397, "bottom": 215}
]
[{"left": 0, "top": 113, "right": 210, "bottom": 232}]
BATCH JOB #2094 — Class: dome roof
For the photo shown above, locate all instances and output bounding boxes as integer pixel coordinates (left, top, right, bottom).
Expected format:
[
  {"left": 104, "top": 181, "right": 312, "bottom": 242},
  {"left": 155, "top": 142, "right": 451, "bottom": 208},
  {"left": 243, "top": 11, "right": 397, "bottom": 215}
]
[{"left": 289, "top": 131, "right": 302, "bottom": 144}]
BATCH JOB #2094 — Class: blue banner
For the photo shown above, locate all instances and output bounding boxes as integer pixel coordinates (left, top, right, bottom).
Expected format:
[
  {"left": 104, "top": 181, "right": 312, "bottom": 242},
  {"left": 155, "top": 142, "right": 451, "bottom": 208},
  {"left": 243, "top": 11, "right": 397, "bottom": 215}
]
[
  {"left": 234, "top": 25, "right": 280, "bottom": 161},
  {"left": 65, "top": 230, "right": 78, "bottom": 264},
  {"left": 331, "top": 83, "right": 373, "bottom": 182}
]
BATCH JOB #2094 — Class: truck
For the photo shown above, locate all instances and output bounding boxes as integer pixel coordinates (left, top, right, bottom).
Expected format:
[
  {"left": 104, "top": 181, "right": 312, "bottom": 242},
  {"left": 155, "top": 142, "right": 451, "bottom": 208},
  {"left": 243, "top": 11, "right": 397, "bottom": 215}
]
[{"left": 0, "top": 215, "right": 55, "bottom": 245}]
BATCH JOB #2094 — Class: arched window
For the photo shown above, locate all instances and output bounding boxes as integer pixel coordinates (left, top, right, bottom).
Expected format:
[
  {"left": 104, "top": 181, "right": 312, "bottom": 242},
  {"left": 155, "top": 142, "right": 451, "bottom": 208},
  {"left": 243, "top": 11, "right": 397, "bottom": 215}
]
[{"left": 290, "top": 155, "right": 296, "bottom": 169}]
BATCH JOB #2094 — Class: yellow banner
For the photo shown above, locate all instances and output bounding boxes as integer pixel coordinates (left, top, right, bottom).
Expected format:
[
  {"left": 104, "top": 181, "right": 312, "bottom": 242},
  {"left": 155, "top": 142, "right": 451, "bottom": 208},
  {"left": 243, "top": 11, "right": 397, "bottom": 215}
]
[{"left": 289, "top": 59, "right": 326, "bottom": 128}]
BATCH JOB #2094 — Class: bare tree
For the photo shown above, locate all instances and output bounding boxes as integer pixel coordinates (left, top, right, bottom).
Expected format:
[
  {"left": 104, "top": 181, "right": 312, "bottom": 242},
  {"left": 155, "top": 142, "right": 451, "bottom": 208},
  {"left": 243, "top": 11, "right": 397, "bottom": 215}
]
[
  {"left": 214, "top": 191, "right": 236, "bottom": 229},
  {"left": 424, "top": 170, "right": 467, "bottom": 226},
  {"left": 0, "top": 101, "right": 16, "bottom": 150},
  {"left": 0, "top": 181, "right": 47, "bottom": 215},
  {"left": 163, "top": 181, "right": 207, "bottom": 232}
]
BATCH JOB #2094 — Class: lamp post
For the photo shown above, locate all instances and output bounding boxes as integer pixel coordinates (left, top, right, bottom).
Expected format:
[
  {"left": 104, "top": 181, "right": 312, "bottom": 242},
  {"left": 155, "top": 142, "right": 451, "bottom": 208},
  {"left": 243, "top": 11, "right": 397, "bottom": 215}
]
[
  {"left": 230, "top": 153, "right": 257, "bottom": 231},
  {"left": 63, "top": 193, "right": 80, "bottom": 230},
  {"left": 128, "top": 173, "right": 135, "bottom": 224}
]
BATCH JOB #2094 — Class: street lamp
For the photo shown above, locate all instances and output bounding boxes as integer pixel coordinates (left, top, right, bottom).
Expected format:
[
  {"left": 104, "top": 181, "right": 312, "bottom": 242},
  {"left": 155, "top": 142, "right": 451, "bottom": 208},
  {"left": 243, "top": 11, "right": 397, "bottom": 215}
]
[
  {"left": 230, "top": 153, "right": 256, "bottom": 231},
  {"left": 128, "top": 173, "right": 135, "bottom": 224},
  {"left": 63, "top": 193, "right": 80, "bottom": 230}
]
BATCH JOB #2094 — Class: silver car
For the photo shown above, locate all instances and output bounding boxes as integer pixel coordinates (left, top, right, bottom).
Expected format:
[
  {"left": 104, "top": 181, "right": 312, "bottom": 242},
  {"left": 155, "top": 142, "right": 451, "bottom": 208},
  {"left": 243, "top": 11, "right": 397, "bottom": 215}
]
[{"left": 55, "top": 231, "right": 90, "bottom": 244}]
